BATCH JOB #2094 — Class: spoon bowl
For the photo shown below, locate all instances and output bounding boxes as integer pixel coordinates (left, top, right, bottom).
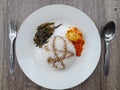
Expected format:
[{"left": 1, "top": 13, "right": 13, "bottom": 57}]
[{"left": 102, "top": 21, "right": 115, "bottom": 42}]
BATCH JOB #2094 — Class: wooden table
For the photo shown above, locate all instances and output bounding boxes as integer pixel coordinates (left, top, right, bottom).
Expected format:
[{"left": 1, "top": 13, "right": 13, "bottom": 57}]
[{"left": 0, "top": 0, "right": 120, "bottom": 90}]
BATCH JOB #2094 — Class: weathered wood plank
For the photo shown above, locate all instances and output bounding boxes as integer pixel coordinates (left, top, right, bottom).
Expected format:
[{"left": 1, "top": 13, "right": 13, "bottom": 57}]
[
  {"left": 0, "top": 0, "right": 4, "bottom": 89},
  {"left": 1, "top": 0, "right": 120, "bottom": 90}
]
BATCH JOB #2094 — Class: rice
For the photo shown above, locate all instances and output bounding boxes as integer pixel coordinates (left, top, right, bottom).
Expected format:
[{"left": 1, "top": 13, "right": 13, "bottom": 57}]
[{"left": 41, "top": 36, "right": 76, "bottom": 70}]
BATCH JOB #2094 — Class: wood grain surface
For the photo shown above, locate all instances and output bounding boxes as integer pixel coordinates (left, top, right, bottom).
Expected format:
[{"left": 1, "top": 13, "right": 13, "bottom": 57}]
[{"left": 0, "top": 0, "right": 120, "bottom": 90}]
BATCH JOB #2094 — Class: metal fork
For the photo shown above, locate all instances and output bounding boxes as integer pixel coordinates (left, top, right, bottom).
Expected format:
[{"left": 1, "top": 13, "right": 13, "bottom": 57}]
[{"left": 9, "top": 21, "right": 17, "bottom": 74}]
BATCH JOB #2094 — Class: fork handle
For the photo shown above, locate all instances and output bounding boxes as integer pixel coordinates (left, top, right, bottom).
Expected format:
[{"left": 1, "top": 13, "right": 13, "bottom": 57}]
[{"left": 9, "top": 40, "right": 14, "bottom": 74}]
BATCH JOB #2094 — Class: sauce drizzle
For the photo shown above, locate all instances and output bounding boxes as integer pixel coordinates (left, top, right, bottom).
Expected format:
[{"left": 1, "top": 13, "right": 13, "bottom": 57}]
[{"left": 44, "top": 36, "right": 74, "bottom": 69}]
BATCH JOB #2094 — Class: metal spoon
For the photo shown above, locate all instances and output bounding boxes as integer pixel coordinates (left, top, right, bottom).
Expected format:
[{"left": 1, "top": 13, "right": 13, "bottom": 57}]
[{"left": 101, "top": 21, "right": 115, "bottom": 76}]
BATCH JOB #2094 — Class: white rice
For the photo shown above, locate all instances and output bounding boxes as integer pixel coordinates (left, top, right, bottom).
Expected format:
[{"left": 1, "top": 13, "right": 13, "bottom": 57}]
[{"left": 41, "top": 36, "right": 76, "bottom": 70}]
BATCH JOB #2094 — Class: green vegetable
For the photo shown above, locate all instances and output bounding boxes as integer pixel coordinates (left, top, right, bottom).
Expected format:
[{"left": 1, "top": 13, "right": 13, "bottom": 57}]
[{"left": 33, "top": 22, "right": 62, "bottom": 47}]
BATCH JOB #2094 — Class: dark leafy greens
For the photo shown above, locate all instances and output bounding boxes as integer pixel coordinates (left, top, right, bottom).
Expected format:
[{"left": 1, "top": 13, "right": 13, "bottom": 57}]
[{"left": 33, "top": 22, "right": 62, "bottom": 47}]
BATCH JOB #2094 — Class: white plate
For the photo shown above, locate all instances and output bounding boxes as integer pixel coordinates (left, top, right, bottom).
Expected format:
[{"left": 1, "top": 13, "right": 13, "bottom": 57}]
[{"left": 16, "top": 4, "right": 101, "bottom": 89}]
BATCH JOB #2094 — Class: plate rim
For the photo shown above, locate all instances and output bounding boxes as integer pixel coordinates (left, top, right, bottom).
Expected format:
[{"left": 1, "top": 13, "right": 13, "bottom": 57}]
[{"left": 15, "top": 4, "right": 101, "bottom": 89}]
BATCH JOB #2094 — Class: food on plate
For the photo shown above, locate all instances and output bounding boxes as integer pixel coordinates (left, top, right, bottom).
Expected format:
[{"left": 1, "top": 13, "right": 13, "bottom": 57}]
[
  {"left": 66, "top": 27, "right": 85, "bottom": 56},
  {"left": 33, "top": 22, "right": 62, "bottom": 47},
  {"left": 42, "top": 36, "right": 76, "bottom": 70},
  {"left": 33, "top": 22, "right": 84, "bottom": 69}
]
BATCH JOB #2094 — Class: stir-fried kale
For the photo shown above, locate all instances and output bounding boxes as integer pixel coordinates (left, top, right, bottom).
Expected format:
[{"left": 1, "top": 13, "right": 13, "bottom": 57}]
[{"left": 34, "top": 22, "right": 62, "bottom": 47}]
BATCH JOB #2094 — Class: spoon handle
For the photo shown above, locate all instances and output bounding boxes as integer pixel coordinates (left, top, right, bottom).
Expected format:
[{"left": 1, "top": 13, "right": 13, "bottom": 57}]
[{"left": 104, "top": 42, "right": 110, "bottom": 76}]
